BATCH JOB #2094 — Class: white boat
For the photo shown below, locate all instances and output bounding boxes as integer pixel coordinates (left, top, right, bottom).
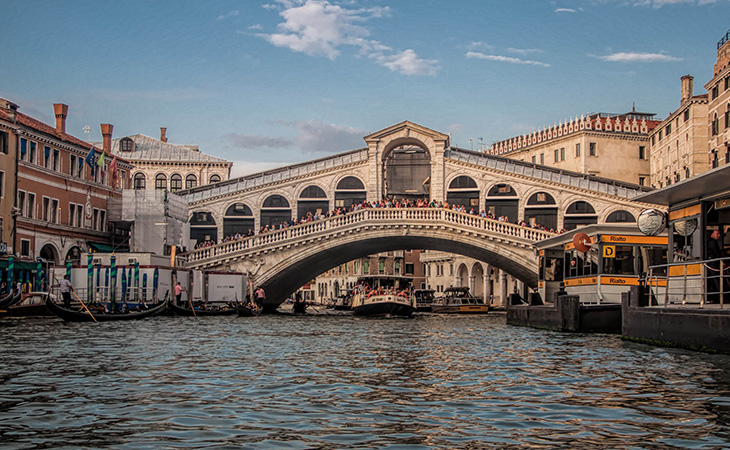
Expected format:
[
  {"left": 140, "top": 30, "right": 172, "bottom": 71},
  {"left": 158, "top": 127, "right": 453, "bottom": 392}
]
[{"left": 351, "top": 276, "right": 415, "bottom": 317}]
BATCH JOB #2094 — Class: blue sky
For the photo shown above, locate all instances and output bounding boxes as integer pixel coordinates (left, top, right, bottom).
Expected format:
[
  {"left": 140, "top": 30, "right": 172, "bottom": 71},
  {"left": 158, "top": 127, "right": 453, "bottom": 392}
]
[{"left": 1, "top": 0, "right": 729, "bottom": 177}]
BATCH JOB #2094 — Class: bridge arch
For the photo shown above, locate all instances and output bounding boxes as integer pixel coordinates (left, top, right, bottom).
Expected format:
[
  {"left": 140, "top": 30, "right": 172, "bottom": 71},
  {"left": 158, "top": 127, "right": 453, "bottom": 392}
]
[{"left": 39, "top": 242, "right": 60, "bottom": 265}]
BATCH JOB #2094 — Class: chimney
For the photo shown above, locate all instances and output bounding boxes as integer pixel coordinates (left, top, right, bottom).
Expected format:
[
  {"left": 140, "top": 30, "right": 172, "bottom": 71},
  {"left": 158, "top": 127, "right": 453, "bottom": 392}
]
[
  {"left": 680, "top": 75, "right": 693, "bottom": 105},
  {"left": 160, "top": 127, "right": 167, "bottom": 143},
  {"left": 101, "top": 123, "right": 113, "bottom": 154},
  {"left": 53, "top": 103, "right": 68, "bottom": 133}
]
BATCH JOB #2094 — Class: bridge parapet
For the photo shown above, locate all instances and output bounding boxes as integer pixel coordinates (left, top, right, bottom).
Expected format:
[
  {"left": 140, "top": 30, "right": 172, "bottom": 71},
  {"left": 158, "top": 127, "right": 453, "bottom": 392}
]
[{"left": 186, "top": 208, "right": 555, "bottom": 268}]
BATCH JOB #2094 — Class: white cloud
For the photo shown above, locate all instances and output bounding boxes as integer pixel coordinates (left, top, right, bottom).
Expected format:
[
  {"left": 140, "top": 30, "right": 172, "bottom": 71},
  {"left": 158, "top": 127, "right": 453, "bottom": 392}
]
[
  {"left": 371, "top": 49, "right": 440, "bottom": 76},
  {"left": 602, "top": 0, "right": 716, "bottom": 7},
  {"left": 259, "top": 0, "right": 438, "bottom": 75},
  {"left": 595, "top": 51, "right": 682, "bottom": 62},
  {"left": 554, "top": 7, "right": 577, "bottom": 12},
  {"left": 217, "top": 10, "right": 240, "bottom": 20},
  {"left": 465, "top": 51, "right": 550, "bottom": 67},
  {"left": 248, "top": 24, "right": 264, "bottom": 30},
  {"left": 506, "top": 47, "right": 543, "bottom": 56}
]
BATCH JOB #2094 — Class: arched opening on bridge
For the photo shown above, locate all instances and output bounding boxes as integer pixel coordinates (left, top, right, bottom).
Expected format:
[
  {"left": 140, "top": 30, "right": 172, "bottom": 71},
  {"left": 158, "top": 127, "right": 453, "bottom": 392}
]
[
  {"left": 606, "top": 210, "right": 636, "bottom": 223},
  {"left": 564, "top": 201, "right": 597, "bottom": 230},
  {"left": 447, "top": 175, "right": 479, "bottom": 210},
  {"left": 335, "top": 176, "right": 366, "bottom": 209},
  {"left": 297, "top": 185, "right": 329, "bottom": 219},
  {"left": 261, "top": 195, "right": 291, "bottom": 229},
  {"left": 383, "top": 145, "right": 430, "bottom": 202},
  {"left": 190, "top": 211, "right": 217, "bottom": 245},
  {"left": 223, "top": 203, "right": 255, "bottom": 238},
  {"left": 525, "top": 192, "right": 558, "bottom": 231},
  {"left": 485, "top": 183, "right": 519, "bottom": 221}
]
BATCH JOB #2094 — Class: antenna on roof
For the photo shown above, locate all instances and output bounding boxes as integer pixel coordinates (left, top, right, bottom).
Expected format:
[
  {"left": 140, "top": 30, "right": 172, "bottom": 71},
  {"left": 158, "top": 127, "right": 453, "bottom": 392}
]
[{"left": 83, "top": 125, "right": 90, "bottom": 141}]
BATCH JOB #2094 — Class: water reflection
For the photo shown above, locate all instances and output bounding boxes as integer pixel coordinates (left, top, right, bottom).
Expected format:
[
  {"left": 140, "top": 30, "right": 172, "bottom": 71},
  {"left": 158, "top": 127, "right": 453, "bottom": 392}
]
[{"left": 0, "top": 314, "right": 729, "bottom": 449}]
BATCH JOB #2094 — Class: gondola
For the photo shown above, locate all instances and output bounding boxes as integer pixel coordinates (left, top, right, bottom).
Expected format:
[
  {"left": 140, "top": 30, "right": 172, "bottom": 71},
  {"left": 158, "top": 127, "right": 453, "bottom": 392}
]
[
  {"left": 0, "top": 290, "right": 23, "bottom": 309},
  {"left": 168, "top": 301, "right": 238, "bottom": 316},
  {"left": 237, "top": 301, "right": 263, "bottom": 316},
  {"left": 0, "top": 292, "right": 54, "bottom": 318},
  {"left": 45, "top": 297, "right": 168, "bottom": 322}
]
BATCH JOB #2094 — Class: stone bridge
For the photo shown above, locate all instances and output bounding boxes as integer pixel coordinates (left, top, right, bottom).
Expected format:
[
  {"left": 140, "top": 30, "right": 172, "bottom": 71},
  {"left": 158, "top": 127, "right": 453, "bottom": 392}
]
[
  {"left": 180, "top": 121, "right": 657, "bottom": 307},
  {"left": 186, "top": 207, "right": 553, "bottom": 307}
]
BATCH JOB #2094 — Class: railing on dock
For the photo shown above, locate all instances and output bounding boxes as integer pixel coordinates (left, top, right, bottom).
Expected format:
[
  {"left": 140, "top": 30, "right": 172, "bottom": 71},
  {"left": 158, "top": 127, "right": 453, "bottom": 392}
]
[{"left": 646, "top": 257, "right": 729, "bottom": 308}]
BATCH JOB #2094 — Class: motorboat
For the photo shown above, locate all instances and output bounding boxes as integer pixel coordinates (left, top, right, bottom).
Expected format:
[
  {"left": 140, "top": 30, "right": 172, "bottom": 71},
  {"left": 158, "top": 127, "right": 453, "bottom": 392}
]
[
  {"left": 431, "top": 287, "right": 489, "bottom": 314},
  {"left": 413, "top": 289, "right": 435, "bottom": 312},
  {"left": 351, "top": 276, "right": 415, "bottom": 317}
]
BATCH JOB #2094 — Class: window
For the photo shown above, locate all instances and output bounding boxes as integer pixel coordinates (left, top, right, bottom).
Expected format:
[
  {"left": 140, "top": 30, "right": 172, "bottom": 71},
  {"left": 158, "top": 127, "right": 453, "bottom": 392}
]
[
  {"left": 93, "top": 208, "right": 99, "bottom": 231},
  {"left": 42, "top": 197, "right": 50, "bottom": 221},
  {"left": 0, "top": 171, "right": 4, "bottom": 198},
  {"left": 20, "top": 138, "right": 27, "bottom": 161},
  {"left": 712, "top": 84, "right": 719, "bottom": 100},
  {"left": 27, "top": 193, "right": 35, "bottom": 219},
  {"left": 20, "top": 239, "right": 30, "bottom": 257},
  {"left": 69, "top": 203, "right": 76, "bottom": 226},
  {"left": 209, "top": 174, "right": 221, "bottom": 184},
  {"left": 29, "top": 141, "right": 36, "bottom": 164},
  {"left": 70, "top": 155, "right": 77, "bottom": 176},
  {"left": 575, "top": 143, "right": 580, "bottom": 157},
  {"left": 405, "top": 262, "right": 414, "bottom": 275},
  {"left": 43, "top": 146, "right": 51, "bottom": 168},
  {"left": 16, "top": 190, "right": 25, "bottom": 216},
  {"left": 685, "top": 167, "right": 691, "bottom": 178},
  {"left": 363, "top": 260, "right": 369, "bottom": 274},
  {"left": 185, "top": 174, "right": 198, "bottom": 189},
  {"left": 684, "top": 110, "right": 690, "bottom": 122},
  {"left": 554, "top": 149, "right": 559, "bottom": 163},
  {"left": 53, "top": 150, "right": 59, "bottom": 171},
  {"left": 99, "top": 210, "right": 105, "bottom": 231},
  {"left": 638, "top": 176, "right": 646, "bottom": 186},
  {"left": 712, "top": 113, "right": 719, "bottom": 136},
  {"left": 51, "top": 199, "right": 59, "bottom": 223},
  {"left": 134, "top": 173, "right": 146, "bottom": 190},
  {"left": 120, "top": 137, "right": 135, "bottom": 152},
  {"left": 665, "top": 124, "right": 671, "bottom": 136},
  {"left": 540, "top": 153, "right": 544, "bottom": 165},
  {"left": 378, "top": 259, "right": 385, "bottom": 274},
  {"left": 170, "top": 173, "right": 182, "bottom": 192},
  {"left": 0, "top": 130, "right": 8, "bottom": 154},
  {"left": 394, "top": 261, "right": 400, "bottom": 275},
  {"left": 155, "top": 173, "right": 167, "bottom": 190},
  {"left": 560, "top": 147, "right": 565, "bottom": 161},
  {"left": 589, "top": 142, "right": 597, "bottom": 156},
  {"left": 531, "top": 155, "right": 536, "bottom": 164},
  {"left": 639, "top": 146, "right": 646, "bottom": 160},
  {"left": 76, "top": 204, "right": 83, "bottom": 228}
]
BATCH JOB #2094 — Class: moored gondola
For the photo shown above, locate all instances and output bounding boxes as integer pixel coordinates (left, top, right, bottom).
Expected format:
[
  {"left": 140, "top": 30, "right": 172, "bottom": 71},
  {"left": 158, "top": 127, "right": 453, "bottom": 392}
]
[
  {"left": 168, "top": 301, "right": 238, "bottom": 316},
  {"left": 45, "top": 297, "right": 167, "bottom": 322},
  {"left": 0, "top": 290, "right": 23, "bottom": 309},
  {"left": 237, "top": 301, "right": 262, "bottom": 316}
]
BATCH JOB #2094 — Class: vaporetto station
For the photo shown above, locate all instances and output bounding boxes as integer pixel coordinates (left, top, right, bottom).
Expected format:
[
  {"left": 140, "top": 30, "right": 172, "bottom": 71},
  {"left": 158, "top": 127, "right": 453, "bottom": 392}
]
[{"left": 181, "top": 122, "right": 656, "bottom": 308}]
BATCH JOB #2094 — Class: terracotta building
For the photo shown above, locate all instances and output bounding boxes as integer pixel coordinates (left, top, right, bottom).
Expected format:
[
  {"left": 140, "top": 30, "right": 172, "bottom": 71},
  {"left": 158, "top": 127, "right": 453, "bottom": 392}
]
[
  {"left": 706, "top": 29, "right": 730, "bottom": 169},
  {"left": 488, "top": 110, "right": 661, "bottom": 186},
  {"left": 0, "top": 98, "right": 132, "bottom": 272}
]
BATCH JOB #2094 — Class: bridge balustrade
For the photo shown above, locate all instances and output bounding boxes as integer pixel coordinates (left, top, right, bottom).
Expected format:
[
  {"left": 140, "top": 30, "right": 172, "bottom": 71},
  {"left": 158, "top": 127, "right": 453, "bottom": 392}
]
[{"left": 186, "top": 208, "right": 556, "bottom": 265}]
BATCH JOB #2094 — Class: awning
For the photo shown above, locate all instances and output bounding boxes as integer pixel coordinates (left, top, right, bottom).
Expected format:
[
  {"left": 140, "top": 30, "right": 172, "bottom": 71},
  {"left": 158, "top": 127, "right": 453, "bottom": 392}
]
[
  {"left": 88, "top": 242, "right": 115, "bottom": 252},
  {"left": 0, "top": 259, "right": 40, "bottom": 270},
  {"left": 632, "top": 165, "right": 730, "bottom": 206}
]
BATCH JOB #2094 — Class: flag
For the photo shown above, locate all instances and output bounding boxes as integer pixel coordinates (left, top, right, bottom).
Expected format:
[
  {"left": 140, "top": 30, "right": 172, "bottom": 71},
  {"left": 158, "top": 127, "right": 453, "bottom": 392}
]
[
  {"left": 96, "top": 151, "right": 105, "bottom": 178},
  {"left": 85, "top": 146, "right": 96, "bottom": 176},
  {"left": 109, "top": 156, "right": 118, "bottom": 188}
]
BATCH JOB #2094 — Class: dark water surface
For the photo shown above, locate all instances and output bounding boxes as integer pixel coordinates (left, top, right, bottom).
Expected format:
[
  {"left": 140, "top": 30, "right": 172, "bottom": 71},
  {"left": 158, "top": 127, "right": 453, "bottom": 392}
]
[{"left": 1, "top": 313, "right": 729, "bottom": 449}]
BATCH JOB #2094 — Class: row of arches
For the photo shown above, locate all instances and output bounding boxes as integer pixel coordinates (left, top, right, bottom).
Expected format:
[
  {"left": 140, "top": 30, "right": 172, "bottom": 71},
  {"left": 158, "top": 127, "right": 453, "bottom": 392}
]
[
  {"left": 133, "top": 173, "right": 223, "bottom": 191},
  {"left": 190, "top": 175, "right": 634, "bottom": 245}
]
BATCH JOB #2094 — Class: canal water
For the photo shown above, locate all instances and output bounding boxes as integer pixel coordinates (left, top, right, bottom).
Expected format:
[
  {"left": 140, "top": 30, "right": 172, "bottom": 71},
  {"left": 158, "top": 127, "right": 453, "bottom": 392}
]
[{"left": 1, "top": 312, "right": 729, "bottom": 449}]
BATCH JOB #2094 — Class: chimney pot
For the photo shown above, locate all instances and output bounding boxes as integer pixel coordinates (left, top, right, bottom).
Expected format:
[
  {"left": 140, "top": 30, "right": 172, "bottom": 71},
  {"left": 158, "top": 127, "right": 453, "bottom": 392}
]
[
  {"left": 680, "top": 75, "right": 693, "bottom": 105},
  {"left": 160, "top": 127, "right": 167, "bottom": 143},
  {"left": 53, "top": 103, "right": 69, "bottom": 134},
  {"left": 101, "top": 123, "right": 114, "bottom": 154}
]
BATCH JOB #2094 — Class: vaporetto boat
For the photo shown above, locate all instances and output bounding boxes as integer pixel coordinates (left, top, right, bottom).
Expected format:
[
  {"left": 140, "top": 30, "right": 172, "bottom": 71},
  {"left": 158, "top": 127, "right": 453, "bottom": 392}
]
[{"left": 350, "top": 276, "right": 415, "bottom": 317}]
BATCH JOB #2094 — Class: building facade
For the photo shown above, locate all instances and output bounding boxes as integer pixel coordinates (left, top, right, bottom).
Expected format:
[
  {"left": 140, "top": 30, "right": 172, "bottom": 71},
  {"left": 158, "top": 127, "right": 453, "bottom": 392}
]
[
  {"left": 108, "top": 128, "right": 231, "bottom": 193},
  {"left": 488, "top": 111, "right": 661, "bottom": 186},
  {"left": 649, "top": 75, "right": 709, "bottom": 188},
  {"left": 0, "top": 99, "right": 132, "bottom": 271},
  {"left": 706, "top": 29, "right": 730, "bottom": 170}
]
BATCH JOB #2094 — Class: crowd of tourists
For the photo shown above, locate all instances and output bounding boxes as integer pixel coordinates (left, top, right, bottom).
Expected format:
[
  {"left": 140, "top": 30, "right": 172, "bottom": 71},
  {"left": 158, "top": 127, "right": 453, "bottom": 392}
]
[{"left": 193, "top": 198, "right": 563, "bottom": 249}]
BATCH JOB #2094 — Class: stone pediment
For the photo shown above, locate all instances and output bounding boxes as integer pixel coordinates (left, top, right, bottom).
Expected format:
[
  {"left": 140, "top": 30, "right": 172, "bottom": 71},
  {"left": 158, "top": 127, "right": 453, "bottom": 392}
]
[{"left": 364, "top": 120, "right": 450, "bottom": 145}]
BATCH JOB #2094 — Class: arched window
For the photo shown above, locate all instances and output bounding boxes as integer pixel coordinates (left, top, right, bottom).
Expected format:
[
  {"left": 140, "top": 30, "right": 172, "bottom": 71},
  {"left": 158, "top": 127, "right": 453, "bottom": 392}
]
[
  {"left": 525, "top": 192, "right": 557, "bottom": 230},
  {"left": 170, "top": 173, "right": 182, "bottom": 192},
  {"left": 185, "top": 174, "right": 198, "bottom": 189},
  {"left": 119, "top": 137, "right": 135, "bottom": 152},
  {"left": 261, "top": 194, "right": 291, "bottom": 229},
  {"left": 606, "top": 210, "right": 636, "bottom": 223},
  {"left": 448, "top": 175, "right": 477, "bottom": 189},
  {"left": 485, "top": 183, "right": 518, "bottom": 221},
  {"left": 563, "top": 201, "right": 597, "bottom": 230},
  {"left": 155, "top": 173, "right": 167, "bottom": 190},
  {"left": 298, "top": 185, "right": 328, "bottom": 219},
  {"left": 447, "top": 175, "right": 479, "bottom": 209},
  {"left": 337, "top": 176, "right": 365, "bottom": 190},
  {"left": 133, "top": 173, "right": 146, "bottom": 190},
  {"left": 335, "top": 176, "right": 366, "bottom": 208},
  {"left": 224, "top": 203, "right": 254, "bottom": 237},
  {"left": 209, "top": 174, "right": 221, "bottom": 184}
]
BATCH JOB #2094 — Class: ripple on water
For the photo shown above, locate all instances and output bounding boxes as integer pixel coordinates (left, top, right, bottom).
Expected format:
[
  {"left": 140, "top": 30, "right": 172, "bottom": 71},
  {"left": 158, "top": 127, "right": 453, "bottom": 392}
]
[{"left": 1, "top": 314, "right": 729, "bottom": 449}]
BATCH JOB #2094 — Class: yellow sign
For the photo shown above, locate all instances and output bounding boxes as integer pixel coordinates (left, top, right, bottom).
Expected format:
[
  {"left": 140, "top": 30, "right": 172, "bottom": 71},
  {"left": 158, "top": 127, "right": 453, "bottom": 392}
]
[
  {"left": 600, "top": 276, "right": 640, "bottom": 286},
  {"left": 564, "top": 277, "right": 597, "bottom": 287},
  {"left": 603, "top": 245, "right": 615, "bottom": 258},
  {"left": 601, "top": 235, "right": 668, "bottom": 245}
]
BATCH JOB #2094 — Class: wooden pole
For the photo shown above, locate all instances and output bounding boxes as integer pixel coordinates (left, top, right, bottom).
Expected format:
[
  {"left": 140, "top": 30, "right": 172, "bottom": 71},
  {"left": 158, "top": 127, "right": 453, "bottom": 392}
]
[{"left": 72, "top": 290, "right": 98, "bottom": 323}]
